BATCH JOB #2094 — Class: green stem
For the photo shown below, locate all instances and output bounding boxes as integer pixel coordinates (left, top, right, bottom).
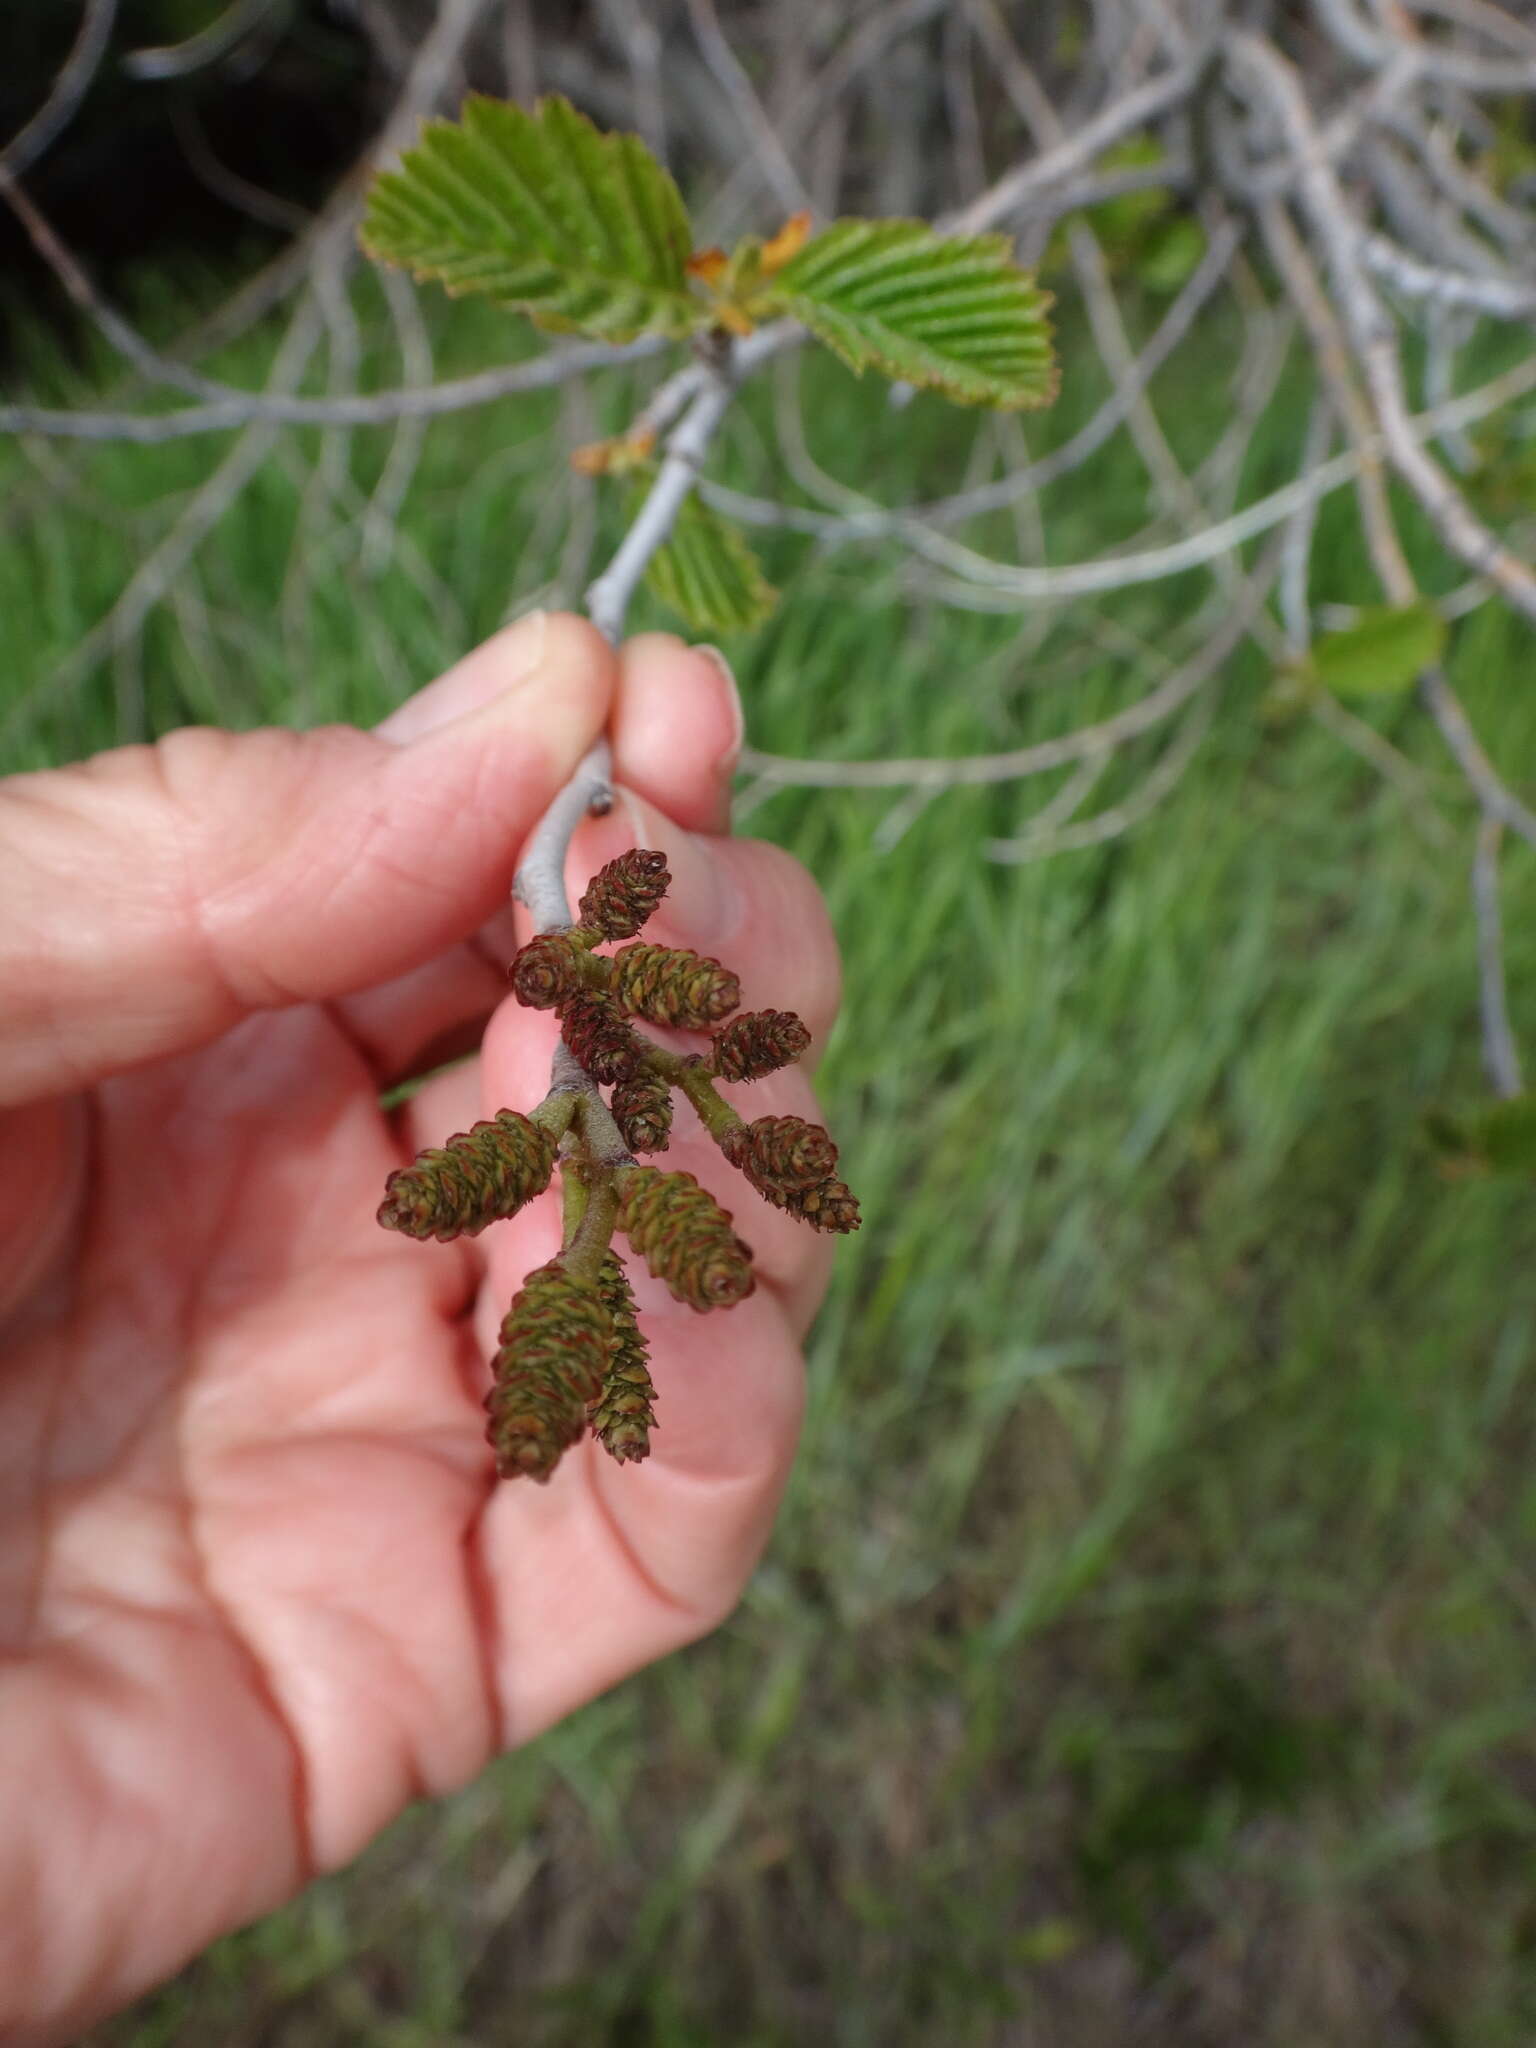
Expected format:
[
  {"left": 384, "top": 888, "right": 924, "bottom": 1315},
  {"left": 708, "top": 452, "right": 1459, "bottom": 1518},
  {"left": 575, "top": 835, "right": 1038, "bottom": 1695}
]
[
  {"left": 560, "top": 1160, "right": 589, "bottom": 1248},
  {"left": 530, "top": 1087, "right": 582, "bottom": 1144},
  {"left": 642, "top": 1045, "right": 747, "bottom": 1151},
  {"left": 563, "top": 1166, "right": 620, "bottom": 1288}
]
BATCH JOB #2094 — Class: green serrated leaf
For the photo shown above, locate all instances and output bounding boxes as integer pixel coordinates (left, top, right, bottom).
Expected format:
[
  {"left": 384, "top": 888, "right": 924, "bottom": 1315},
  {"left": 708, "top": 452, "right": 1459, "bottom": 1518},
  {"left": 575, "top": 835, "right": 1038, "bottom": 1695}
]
[
  {"left": 637, "top": 492, "right": 777, "bottom": 635},
  {"left": 361, "top": 94, "right": 703, "bottom": 342},
  {"left": 758, "top": 218, "right": 1057, "bottom": 411},
  {"left": 1311, "top": 601, "right": 1447, "bottom": 698}
]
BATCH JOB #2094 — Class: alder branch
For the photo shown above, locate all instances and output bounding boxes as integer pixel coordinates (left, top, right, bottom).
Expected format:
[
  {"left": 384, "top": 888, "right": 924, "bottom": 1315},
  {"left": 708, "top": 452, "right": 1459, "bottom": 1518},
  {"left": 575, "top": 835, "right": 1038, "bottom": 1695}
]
[
  {"left": 1226, "top": 30, "right": 1536, "bottom": 630},
  {"left": 10, "top": 0, "right": 1536, "bottom": 1106},
  {"left": 0, "top": 0, "right": 118, "bottom": 175},
  {"left": 0, "top": 336, "right": 672, "bottom": 442},
  {"left": 1473, "top": 818, "right": 1525, "bottom": 1099},
  {"left": 738, "top": 564, "right": 1276, "bottom": 792},
  {"left": 513, "top": 340, "right": 741, "bottom": 940},
  {"left": 585, "top": 344, "right": 739, "bottom": 643}
]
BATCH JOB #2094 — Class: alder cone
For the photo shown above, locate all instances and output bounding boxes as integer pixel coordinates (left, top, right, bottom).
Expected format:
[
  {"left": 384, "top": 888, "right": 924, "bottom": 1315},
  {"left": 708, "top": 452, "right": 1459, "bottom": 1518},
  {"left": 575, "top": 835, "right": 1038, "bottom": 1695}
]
[
  {"left": 719, "top": 1113, "right": 837, "bottom": 1194},
  {"left": 615, "top": 1165, "right": 755, "bottom": 1312},
  {"left": 709, "top": 1009, "right": 811, "bottom": 1082},
  {"left": 590, "top": 1253, "right": 657, "bottom": 1462},
  {"left": 611, "top": 1070, "right": 673, "bottom": 1152},
  {"left": 754, "top": 1173, "right": 862, "bottom": 1234},
  {"left": 577, "top": 848, "right": 671, "bottom": 941},
  {"left": 378, "top": 1109, "right": 556, "bottom": 1241},
  {"left": 511, "top": 932, "right": 584, "bottom": 1010},
  {"left": 612, "top": 942, "right": 740, "bottom": 1030},
  {"left": 485, "top": 1260, "right": 613, "bottom": 1482},
  {"left": 561, "top": 991, "right": 646, "bottom": 1083}
]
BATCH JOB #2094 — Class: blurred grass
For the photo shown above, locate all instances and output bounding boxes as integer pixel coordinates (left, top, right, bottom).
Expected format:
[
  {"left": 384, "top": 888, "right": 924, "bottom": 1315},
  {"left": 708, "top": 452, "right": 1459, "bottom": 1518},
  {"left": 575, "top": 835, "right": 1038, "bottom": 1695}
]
[{"left": 7, "top": 272, "right": 1536, "bottom": 2045}]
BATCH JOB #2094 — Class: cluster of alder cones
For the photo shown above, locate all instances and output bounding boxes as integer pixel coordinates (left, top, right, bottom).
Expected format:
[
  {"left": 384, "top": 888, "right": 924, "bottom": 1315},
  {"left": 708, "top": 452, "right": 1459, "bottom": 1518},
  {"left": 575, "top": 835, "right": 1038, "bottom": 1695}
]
[{"left": 378, "top": 849, "right": 858, "bottom": 1482}]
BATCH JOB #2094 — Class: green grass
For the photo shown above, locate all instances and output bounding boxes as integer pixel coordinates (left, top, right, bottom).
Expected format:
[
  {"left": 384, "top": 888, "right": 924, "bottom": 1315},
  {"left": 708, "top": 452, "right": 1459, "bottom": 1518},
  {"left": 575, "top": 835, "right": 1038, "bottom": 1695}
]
[{"left": 7, "top": 271, "right": 1536, "bottom": 2045}]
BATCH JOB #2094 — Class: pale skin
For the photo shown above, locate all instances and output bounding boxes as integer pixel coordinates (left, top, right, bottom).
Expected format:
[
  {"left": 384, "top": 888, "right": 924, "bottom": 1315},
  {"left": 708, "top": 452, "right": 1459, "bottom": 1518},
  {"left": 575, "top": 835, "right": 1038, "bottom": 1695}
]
[{"left": 0, "top": 614, "right": 841, "bottom": 2045}]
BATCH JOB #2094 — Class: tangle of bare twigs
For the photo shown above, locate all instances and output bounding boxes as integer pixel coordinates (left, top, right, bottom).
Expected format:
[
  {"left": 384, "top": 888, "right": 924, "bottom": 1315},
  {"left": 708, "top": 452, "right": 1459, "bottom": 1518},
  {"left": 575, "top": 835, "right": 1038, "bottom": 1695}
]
[{"left": 4, "top": 0, "right": 1534, "bottom": 1099}]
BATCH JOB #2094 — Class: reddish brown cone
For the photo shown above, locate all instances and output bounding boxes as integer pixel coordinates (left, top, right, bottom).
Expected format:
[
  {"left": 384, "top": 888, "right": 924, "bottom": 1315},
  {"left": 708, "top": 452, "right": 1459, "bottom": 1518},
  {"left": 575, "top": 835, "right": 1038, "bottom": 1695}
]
[
  {"left": 511, "top": 932, "right": 585, "bottom": 1010},
  {"left": 719, "top": 1114, "right": 837, "bottom": 1194},
  {"left": 611, "top": 1070, "right": 673, "bottom": 1153},
  {"left": 577, "top": 848, "right": 671, "bottom": 941},
  {"left": 752, "top": 1173, "right": 862, "bottom": 1234},
  {"left": 709, "top": 1009, "right": 811, "bottom": 1082},
  {"left": 561, "top": 992, "right": 646, "bottom": 1084}
]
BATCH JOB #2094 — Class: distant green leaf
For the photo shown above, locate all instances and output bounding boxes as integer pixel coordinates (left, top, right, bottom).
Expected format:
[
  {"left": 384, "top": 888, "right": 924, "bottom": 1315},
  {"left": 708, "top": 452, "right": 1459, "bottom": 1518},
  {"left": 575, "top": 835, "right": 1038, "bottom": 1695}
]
[
  {"left": 759, "top": 219, "right": 1056, "bottom": 411},
  {"left": 1311, "top": 601, "right": 1446, "bottom": 698},
  {"left": 1475, "top": 1095, "right": 1536, "bottom": 1175},
  {"left": 361, "top": 94, "right": 702, "bottom": 342},
  {"left": 1136, "top": 217, "right": 1207, "bottom": 294},
  {"left": 1424, "top": 1096, "right": 1536, "bottom": 1177},
  {"left": 639, "top": 492, "right": 777, "bottom": 635}
]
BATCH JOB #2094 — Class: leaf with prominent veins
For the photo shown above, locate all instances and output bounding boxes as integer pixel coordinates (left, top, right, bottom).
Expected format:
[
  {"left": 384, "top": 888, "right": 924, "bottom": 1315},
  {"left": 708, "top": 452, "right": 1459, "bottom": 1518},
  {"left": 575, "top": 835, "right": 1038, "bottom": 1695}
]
[
  {"left": 637, "top": 486, "right": 778, "bottom": 634},
  {"left": 362, "top": 95, "right": 705, "bottom": 342},
  {"left": 758, "top": 218, "right": 1057, "bottom": 410}
]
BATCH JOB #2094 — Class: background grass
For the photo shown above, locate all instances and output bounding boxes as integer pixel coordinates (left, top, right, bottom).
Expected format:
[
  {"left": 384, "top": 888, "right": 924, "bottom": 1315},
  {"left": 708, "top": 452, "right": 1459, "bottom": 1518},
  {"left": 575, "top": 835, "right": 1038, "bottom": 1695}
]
[{"left": 6, "top": 270, "right": 1536, "bottom": 2044}]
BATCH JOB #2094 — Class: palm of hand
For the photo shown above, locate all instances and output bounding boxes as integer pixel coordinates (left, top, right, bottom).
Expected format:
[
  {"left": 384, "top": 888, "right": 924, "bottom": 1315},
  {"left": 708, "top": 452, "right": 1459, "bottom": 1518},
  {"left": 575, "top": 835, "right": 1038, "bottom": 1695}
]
[
  {"left": 3, "top": 985, "right": 820, "bottom": 2037},
  {"left": 0, "top": 624, "right": 837, "bottom": 2042}
]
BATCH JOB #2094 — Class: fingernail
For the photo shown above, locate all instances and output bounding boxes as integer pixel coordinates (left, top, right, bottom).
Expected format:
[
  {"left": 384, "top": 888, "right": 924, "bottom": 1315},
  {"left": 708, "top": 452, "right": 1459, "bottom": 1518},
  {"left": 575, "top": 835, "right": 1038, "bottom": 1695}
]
[
  {"left": 696, "top": 644, "right": 744, "bottom": 774},
  {"left": 378, "top": 611, "right": 547, "bottom": 743},
  {"left": 616, "top": 789, "right": 742, "bottom": 946}
]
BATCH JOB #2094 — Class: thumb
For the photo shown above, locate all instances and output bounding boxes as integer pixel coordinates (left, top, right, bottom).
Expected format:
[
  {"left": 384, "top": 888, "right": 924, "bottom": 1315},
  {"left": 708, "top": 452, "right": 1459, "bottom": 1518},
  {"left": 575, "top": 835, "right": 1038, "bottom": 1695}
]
[{"left": 0, "top": 612, "right": 615, "bottom": 1108}]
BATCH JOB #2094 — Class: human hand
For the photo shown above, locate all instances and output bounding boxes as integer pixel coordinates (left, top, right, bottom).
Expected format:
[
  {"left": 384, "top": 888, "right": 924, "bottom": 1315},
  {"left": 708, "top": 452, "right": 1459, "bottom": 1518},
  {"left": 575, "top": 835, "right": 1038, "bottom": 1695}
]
[{"left": 0, "top": 614, "right": 840, "bottom": 2044}]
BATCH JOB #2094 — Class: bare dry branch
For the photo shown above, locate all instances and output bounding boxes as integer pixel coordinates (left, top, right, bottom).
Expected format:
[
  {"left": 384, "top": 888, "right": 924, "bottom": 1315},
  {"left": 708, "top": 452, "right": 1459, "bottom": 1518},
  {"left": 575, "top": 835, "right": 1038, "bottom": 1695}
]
[
  {"left": 1, "top": 0, "right": 118, "bottom": 175},
  {"left": 1473, "top": 817, "right": 1526, "bottom": 1098}
]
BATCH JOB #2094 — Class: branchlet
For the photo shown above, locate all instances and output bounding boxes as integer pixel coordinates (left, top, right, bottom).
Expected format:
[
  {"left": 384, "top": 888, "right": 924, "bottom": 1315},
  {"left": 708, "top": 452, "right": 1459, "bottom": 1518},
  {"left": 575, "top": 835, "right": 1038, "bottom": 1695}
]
[{"left": 379, "top": 849, "right": 858, "bottom": 1485}]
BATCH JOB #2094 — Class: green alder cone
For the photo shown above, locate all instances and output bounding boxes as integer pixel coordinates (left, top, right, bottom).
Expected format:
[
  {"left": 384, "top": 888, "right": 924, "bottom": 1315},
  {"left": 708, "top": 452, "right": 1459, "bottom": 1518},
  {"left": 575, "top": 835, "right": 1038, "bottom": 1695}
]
[
  {"left": 590, "top": 1254, "right": 658, "bottom": 1463},
  {"left": 612, "top": 941, "right": 740, "bottom": 1030},
  {"left": 378, "top": 1110, "right": 557, "bottom": 1242},
  {"left": 708, "top": 1008, "right": 811, "bottom": 1082},
  {"left": 615, "top": 1165, "right": 755, "bottom": 1312},
  {"left": 610, "top": 1070, "right": 674, "bottom": 1153},
  {"left": 485, "top": 1261, "right": 613, "bottom": 1482}
]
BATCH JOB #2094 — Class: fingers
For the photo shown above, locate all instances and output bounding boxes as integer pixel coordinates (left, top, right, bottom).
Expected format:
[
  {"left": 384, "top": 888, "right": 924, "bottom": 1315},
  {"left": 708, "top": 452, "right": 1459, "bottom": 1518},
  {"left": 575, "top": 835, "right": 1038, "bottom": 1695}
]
[
  {"left": 0, "top": 1097, "right": 88, "bottom": 1333},
  {"left": 0, "top": 613, "right": 615, "bottom": 1109},
  {"left": 324, "top": 635, "right": 746, "bottom": 1088},
  {"left": 471, "top": 1002, "right": 809, "bottom": 1749},
  {"left": 474, "top": 1286, "right": 805, "bottom": 1748},
  {"left": 607, "top": 633, "right": 743, "bottom": 834},
  {"left": 571, "top": 790, "right": 843, "bottom": 1051},
  {"left": 387, "top": 634, "right": 845, "bottom": 1745}
]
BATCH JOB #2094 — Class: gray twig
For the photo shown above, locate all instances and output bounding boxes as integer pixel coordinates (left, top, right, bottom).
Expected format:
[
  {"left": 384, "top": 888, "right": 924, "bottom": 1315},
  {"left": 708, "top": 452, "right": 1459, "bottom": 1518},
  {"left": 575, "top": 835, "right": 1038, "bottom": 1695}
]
[
  {"left": 512, "top": 340, "right": 740, "bottom": 934},
  {"left": 1473, "top": 817, "right": 1526, "bottom": 1098},
  {"left": 1, "top": 0, "right": 118, "bottom": 175}
]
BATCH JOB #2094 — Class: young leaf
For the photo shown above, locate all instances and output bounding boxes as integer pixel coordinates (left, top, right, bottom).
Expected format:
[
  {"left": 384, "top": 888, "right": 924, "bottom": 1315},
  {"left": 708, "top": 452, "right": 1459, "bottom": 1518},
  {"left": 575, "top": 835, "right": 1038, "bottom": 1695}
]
[
  {"left": 361, "top": 94, "right": 703, "bottom": 342},
  {"left": 757, "top": 219, "right": 1056, "bottom": 410},
  {"left": 638, "top": 491, "right": 777, "bottom": 634},
  {"left": 1311, "top": 601, "right": 1447, "bottom": 698}
]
